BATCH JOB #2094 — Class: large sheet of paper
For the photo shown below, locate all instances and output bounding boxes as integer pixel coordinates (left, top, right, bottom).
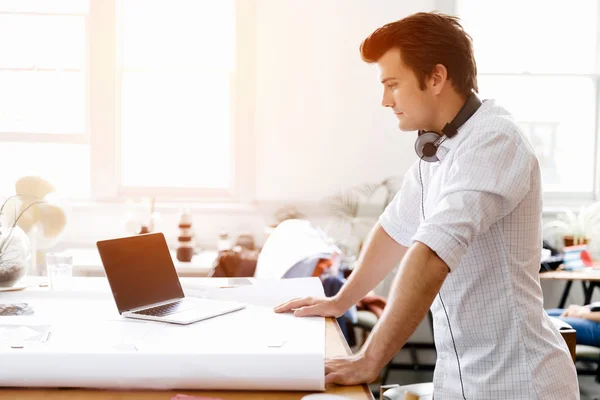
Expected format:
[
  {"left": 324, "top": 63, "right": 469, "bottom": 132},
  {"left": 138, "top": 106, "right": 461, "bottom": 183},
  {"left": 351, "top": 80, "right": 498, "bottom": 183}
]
[{"left": 0, "top": 277, "right": 325, "bottom": 391}]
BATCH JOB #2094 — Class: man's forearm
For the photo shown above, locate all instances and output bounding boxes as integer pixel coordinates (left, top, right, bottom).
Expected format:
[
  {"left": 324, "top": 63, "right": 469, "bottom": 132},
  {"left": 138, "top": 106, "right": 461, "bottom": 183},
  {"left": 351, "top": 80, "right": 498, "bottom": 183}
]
[
  {"left": 335, "top": 223, "right": 408, "bottom": 310},
  {"left": 580, "top": 311, "right": 600, "bottom": 323},
  {"left": 360, "top": 241, "right": 449, "bottom": 369}
]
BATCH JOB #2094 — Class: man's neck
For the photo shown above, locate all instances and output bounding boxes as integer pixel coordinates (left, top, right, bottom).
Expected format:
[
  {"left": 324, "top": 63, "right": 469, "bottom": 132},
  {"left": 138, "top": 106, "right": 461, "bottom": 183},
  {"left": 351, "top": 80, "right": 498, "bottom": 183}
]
[{"left": 431, "top": 91, "right": 468, "bottom": 134}]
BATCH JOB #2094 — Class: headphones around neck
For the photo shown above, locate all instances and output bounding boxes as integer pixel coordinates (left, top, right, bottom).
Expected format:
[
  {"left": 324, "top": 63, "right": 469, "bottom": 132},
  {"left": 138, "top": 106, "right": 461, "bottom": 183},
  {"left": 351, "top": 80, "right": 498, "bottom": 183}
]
[{"left": 415, "top": 93, "right": 483, "bottom": 162}]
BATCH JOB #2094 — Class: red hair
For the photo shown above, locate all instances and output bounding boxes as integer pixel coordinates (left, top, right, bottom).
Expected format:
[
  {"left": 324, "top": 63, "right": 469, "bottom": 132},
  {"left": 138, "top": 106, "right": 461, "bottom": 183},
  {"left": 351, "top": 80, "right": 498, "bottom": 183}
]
[{"left": 360, "top": 12, "right": 478, "bottom": 97}]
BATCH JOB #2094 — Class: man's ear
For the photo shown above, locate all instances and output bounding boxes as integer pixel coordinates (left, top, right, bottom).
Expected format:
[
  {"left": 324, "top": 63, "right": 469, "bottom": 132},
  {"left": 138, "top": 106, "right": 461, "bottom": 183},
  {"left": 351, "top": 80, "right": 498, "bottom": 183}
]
[{"left": 430, "top": 63, "right": 448, "bottom": 95}]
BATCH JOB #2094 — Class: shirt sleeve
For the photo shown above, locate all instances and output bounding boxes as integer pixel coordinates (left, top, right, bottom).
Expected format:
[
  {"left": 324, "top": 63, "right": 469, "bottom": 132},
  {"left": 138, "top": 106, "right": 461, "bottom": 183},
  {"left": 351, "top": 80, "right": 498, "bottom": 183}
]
[
  {"left": 412, "top": 132, "right": 535, "bottom": 271},
  {"left": 379, "top": 161, "right": 422, "bottom": 247}
]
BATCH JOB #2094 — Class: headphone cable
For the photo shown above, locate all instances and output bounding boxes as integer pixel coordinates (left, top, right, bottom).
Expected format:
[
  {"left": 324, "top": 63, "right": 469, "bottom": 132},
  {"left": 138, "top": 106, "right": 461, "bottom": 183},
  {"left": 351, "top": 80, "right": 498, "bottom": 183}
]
[{"left": 418, "top": 156, "right": 467, "bottom": 400}]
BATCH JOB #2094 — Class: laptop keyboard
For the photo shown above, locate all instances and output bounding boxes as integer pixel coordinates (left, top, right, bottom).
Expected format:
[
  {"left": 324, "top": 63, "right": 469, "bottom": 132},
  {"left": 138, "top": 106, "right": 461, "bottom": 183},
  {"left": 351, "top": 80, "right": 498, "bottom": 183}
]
[{"left": 132, "top": 300, "right": 189, "bottom": 317}]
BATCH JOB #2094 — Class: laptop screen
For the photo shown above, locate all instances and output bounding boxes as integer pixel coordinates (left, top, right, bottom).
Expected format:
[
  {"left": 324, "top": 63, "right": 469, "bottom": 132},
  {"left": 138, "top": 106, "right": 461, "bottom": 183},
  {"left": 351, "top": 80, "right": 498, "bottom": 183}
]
[{"left": 97, "top": 233, "right": 184, "bottom": 313}]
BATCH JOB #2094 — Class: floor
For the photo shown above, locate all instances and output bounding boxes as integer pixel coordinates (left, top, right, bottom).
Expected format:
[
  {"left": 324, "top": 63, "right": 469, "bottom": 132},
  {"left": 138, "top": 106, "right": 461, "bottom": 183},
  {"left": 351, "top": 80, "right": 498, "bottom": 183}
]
[
  {"left": 371, "top": 369, "right": 600, "bottom": 399},
  {"left": 580, "top": 375, "right": 600, "bottom": 400},
  {"left": 352, "top": 329, "right": 600, "bottom": 398}
]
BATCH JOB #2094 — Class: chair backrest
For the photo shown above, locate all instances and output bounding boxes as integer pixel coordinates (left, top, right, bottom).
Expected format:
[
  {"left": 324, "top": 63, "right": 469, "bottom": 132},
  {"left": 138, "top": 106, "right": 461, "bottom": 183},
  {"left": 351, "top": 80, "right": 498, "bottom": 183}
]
[
  {"left": 210, "top": 248, "right": 259, "bottom": 278},
  {"left": 254, "top": 219, "right": 339, "bottom": 279}
]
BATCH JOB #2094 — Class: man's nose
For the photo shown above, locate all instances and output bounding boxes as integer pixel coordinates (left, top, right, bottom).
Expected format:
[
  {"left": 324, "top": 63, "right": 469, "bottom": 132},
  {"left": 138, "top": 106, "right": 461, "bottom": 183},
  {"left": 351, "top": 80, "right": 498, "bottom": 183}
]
[{"left": 382, "top": 93, "right": 394, "bottom": 108}]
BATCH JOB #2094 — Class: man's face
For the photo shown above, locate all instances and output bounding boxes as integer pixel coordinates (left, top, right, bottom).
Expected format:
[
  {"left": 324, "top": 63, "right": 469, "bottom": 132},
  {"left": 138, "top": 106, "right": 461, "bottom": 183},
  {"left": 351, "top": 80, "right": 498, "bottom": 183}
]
[{"left": 376, "top": 48, "right": 436, "bottom": 132}]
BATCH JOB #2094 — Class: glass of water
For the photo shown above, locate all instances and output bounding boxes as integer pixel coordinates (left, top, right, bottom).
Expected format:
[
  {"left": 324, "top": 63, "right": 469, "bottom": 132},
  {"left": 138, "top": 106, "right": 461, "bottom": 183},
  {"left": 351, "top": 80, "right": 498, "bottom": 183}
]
[{"left": 46, "top": 252, "right": 73, "bottom": 291}]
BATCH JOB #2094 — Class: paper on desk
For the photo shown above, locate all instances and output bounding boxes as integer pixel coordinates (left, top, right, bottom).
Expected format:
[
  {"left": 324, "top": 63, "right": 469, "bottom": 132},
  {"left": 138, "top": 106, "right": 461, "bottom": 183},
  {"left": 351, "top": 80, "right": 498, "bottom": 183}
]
[
  {"left": 0, "top": 311, "right": 325, "bottom": 391},
  {"left": 0, "top": 279, "right": 326, "bottom": 391},
  {"left": 549, "top": 316, "right": 573, "bottom": 331},
  {"left": 184, "top": 277, "right": 325, "bottom": 308},
  {"left": 0, "top": 324, "right": 51, "bottom": 347},
  {"left": 42, "top": 319, "right": 171, "bottom": 352}
]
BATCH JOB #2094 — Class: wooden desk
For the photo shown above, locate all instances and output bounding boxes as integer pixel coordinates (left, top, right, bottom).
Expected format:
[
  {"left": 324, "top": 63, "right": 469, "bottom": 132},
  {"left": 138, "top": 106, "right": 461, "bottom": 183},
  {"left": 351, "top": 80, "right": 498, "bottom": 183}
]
[
  {"left": 540, "top": 269, "right": 600, "bottom": 308},
  {"left": 0, "top": 318, "right": 373, "bottom": 400},
  {"left": 560, "top": 327, "right": 577, "bottom": 363},
  {"left": 550, "top": 316, "right": 577, "bottom": 363}
]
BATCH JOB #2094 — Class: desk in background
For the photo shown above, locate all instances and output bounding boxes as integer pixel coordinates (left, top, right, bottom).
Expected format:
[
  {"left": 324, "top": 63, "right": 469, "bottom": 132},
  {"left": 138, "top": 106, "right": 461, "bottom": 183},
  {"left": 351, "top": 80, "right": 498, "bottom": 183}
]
[
  {"left": 540, "top": 269, "right": 600, "bottom": 308},
  {"left": 66, "top": 248, "right": 217, "bottom": 277}
]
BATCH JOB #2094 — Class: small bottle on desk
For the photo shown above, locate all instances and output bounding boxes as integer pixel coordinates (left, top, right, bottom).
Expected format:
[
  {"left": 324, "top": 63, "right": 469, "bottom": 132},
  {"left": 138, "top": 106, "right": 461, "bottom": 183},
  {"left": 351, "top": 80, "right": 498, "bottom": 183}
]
[
  {"left": 218, "top": 231, "right": 232, "bottom": 252},
  {"left": 176, "top": 209, "right": 194, "bottom": 262}
]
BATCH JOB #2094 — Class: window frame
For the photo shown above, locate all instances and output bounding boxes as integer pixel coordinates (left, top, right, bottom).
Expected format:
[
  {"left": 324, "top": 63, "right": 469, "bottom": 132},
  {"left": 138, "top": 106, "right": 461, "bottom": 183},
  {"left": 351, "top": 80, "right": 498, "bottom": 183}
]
[
  {"left": 1, "top": 0, "right": 255, "bottom": 205},
  {"left": 0, "top": 8, "right": 90, "bottom": 145}
]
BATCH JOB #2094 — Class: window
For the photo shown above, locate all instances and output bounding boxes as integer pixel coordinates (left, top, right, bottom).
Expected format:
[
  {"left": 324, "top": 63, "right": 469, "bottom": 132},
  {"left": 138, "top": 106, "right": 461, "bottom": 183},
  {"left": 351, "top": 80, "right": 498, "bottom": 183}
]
[
  {"left": 0, "top": 0, "right": 250, "bottom": 202},
  {"left": 119, "top": 0, "right": 235, "bottom": 193},
  {"left": 455, "top": 0, "right": 599, "bottom": 200},
  {"left": 0, "top": 0, "right": 90, "bottom": 198}
]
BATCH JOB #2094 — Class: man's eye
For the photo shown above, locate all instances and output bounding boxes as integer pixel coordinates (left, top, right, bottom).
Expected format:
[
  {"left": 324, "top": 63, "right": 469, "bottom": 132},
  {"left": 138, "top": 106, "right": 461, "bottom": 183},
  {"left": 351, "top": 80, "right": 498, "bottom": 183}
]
[{"left": 387, "top": 83, "right": 397, "bottom": 89}]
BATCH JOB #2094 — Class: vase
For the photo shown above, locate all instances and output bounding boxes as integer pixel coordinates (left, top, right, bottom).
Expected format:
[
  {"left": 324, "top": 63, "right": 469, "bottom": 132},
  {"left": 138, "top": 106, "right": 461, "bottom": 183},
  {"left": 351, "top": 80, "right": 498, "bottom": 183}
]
[{"left": 0, "top": 225, "right": 32, "bottom": 287}]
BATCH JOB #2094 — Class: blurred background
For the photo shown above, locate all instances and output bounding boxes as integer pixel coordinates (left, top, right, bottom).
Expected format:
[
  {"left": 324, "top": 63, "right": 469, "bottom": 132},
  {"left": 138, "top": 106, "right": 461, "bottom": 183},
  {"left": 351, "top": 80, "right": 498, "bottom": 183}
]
[{"left": 2, "top": 0, "right": 600, "bottom": 396}]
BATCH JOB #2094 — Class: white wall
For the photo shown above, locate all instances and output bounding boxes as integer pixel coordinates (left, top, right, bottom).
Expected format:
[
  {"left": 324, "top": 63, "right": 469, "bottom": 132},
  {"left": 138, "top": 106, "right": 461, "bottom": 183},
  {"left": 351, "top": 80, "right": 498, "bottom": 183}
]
[
  {"left": 60, "top": 0, "right": 434, "bottom": 250},
  {"left": 254, "top": 0, "right": 431, "bottom": 202},
  {"left": 56, "top": 0, "right": 583, "bottom": 348}
]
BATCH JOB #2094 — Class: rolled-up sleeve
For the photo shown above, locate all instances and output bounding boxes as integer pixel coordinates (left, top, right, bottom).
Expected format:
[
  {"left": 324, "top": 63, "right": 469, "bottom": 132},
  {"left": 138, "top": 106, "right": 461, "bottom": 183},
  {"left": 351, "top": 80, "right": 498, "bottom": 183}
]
[
  {"left": 379, "top": 161, "right": 421, "bottom": 247},
  {"left": 412, "top": 132, "right": 535, "bottom": 271}
]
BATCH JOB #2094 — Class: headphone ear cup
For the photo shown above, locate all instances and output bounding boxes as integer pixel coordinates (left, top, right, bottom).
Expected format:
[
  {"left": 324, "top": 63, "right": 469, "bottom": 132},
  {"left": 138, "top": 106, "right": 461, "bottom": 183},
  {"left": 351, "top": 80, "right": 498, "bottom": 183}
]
[
  {"left": 415, "top": 132, "right": 441, "bottom": 162},
  {"left": 422, "top": 142, "right": 437, "bottom": 157}
]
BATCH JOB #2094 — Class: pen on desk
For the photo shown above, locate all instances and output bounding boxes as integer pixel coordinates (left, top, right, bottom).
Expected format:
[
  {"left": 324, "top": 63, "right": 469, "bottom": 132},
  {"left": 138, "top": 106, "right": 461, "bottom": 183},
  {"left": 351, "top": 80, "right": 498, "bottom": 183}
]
[{"left": 42, "top": 328, "right": 51, "bottom": 343}]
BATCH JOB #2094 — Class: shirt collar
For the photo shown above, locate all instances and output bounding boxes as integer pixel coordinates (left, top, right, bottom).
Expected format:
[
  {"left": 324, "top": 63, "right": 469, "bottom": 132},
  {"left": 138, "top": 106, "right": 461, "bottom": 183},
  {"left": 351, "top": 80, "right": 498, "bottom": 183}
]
[{"left": 435, "top": 99, "right": 489, "bottom": 162}]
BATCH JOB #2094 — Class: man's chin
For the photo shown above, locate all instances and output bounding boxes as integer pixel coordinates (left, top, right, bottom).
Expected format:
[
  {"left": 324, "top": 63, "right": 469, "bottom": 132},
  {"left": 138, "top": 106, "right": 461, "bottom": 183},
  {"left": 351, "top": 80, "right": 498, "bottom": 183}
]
[{"left": 397, "top": 122, "right": 417, "bottom": 132}]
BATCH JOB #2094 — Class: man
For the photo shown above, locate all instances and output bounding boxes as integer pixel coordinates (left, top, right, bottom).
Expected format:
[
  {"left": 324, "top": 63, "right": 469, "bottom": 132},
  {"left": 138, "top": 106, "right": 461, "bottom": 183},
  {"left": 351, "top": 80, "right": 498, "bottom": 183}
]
[
  {"left": 548, "top": 303, "right": 600, "bottom": 346},
  {"left": 275, "top": 12, "right": 579, "bottom": 399}
]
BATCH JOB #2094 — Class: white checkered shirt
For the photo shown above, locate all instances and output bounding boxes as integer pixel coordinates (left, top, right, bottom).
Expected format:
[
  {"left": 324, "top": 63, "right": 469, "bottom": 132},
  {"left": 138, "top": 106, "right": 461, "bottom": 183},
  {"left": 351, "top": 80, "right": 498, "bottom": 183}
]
[{"left": 380, "top": 99, "right": 579, "bottom": 399}]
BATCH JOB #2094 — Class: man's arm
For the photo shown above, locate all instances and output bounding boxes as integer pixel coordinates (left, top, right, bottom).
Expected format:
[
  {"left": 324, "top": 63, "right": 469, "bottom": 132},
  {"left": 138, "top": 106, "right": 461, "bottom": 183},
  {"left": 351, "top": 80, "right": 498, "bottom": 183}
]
[
  {"left": 334, "top": 222, "right": 408, "bottom": 309},
  {"left": 572, "top": 307, "right": 600, "bottom": 323},
  {"left": 324, "top": 240, "right": 448, "bottom": 385},
  {"left": 274, "top": 222, "right": 408, "bottom": 316},
  {"left": 359, "top": 241, "right": 448, "bottom": 370},
  {"left": 580, "top": 312, "right": 600, "bottom": 323}
]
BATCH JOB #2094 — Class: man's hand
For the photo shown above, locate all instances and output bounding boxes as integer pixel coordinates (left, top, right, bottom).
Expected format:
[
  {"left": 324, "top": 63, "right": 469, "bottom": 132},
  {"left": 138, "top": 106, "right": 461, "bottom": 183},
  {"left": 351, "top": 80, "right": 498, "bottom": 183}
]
[
  {"left": 325, "top": 354, "right": 380, "bottom": 385},
  {"left": 273, "top": 296, "right": 346, "bottom": 318},
  {"left": 561, "top": 305, "right": 581, "bottom": 317},
  {"left": 562, "top": 305, "right": 588, "bottom": 317},
  {"left": 577, "top": 306, "right": 592, "bottom": 317}
]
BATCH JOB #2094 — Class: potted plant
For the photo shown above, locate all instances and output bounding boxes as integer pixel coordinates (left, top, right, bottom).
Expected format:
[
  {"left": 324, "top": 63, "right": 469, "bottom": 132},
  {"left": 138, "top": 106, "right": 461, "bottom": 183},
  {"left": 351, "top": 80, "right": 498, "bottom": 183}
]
[
  {"left": 0, "top": 195, "right": 44, "bottom": 287},
  {"left": 324, "top": 176, "right": 402, "bottom": 257},
  {"left": 544, "top": 201, "right": 600, "bottom": 248}
]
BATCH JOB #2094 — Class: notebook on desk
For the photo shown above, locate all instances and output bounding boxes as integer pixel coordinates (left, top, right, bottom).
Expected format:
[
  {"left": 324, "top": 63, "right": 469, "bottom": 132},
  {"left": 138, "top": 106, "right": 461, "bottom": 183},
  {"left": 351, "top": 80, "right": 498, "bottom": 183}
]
[{"left": 97, "top": 233, "right": 245, "bottom": 325}]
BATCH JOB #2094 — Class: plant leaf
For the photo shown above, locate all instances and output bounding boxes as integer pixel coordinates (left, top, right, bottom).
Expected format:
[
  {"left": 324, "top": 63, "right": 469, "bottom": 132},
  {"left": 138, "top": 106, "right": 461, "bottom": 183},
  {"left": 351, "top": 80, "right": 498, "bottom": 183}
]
[
  {"left": 563, "top": 208, "right": 577, "bottom": 225},
  {"left": 578, "top": 204, "right": 587, "bottom": 235},
  {"left": 353, "top": 183, "right": 381, "bottom": 200},
  {"left": 325, "top": 190, "right": 359, "bottom": 219},
  {"left": 381, "top": 176, "right": 403, "bottom": 191},
  {"left": 585, "top": 200, "right": 600, "bottom": 218},
  {"left": 543, "top": 220, "right": 571, "bottom": 234}
]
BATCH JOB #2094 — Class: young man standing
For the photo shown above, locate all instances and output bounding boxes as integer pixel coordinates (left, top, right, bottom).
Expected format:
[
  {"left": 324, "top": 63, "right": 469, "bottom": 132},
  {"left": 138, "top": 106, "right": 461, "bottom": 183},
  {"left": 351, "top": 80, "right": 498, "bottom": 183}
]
[{"left": 275, "top": 12, "right": 579, "bottom": 399}]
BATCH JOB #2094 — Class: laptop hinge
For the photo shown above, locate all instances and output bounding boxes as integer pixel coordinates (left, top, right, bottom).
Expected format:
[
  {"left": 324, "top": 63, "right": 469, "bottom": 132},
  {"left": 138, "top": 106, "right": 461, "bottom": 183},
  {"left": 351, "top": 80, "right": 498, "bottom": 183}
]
[{"left": 126, "top": 297, "right": 185, "bottom": 313}]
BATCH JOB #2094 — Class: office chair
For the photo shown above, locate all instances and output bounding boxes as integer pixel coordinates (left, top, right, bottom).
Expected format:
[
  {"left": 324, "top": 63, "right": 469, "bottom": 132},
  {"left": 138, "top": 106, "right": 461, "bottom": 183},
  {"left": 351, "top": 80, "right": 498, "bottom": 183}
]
[{"left": 576, "top": 345, "right": 600, "bottom": 383}]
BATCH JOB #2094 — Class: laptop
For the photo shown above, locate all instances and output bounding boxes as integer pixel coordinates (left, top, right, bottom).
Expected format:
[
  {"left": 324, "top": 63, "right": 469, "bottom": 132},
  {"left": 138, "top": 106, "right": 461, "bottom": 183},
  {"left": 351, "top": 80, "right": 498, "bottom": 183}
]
[{"left": 97, "top": 233, "right": 245, "bottom": 325}]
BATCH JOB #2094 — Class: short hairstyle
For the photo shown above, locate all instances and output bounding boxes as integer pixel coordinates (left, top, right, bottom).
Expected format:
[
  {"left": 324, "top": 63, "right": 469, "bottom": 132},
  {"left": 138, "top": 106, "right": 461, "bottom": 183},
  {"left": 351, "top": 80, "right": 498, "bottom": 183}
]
[{"left": 360, "top": 12, "right": 478, "bottom": 97}]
